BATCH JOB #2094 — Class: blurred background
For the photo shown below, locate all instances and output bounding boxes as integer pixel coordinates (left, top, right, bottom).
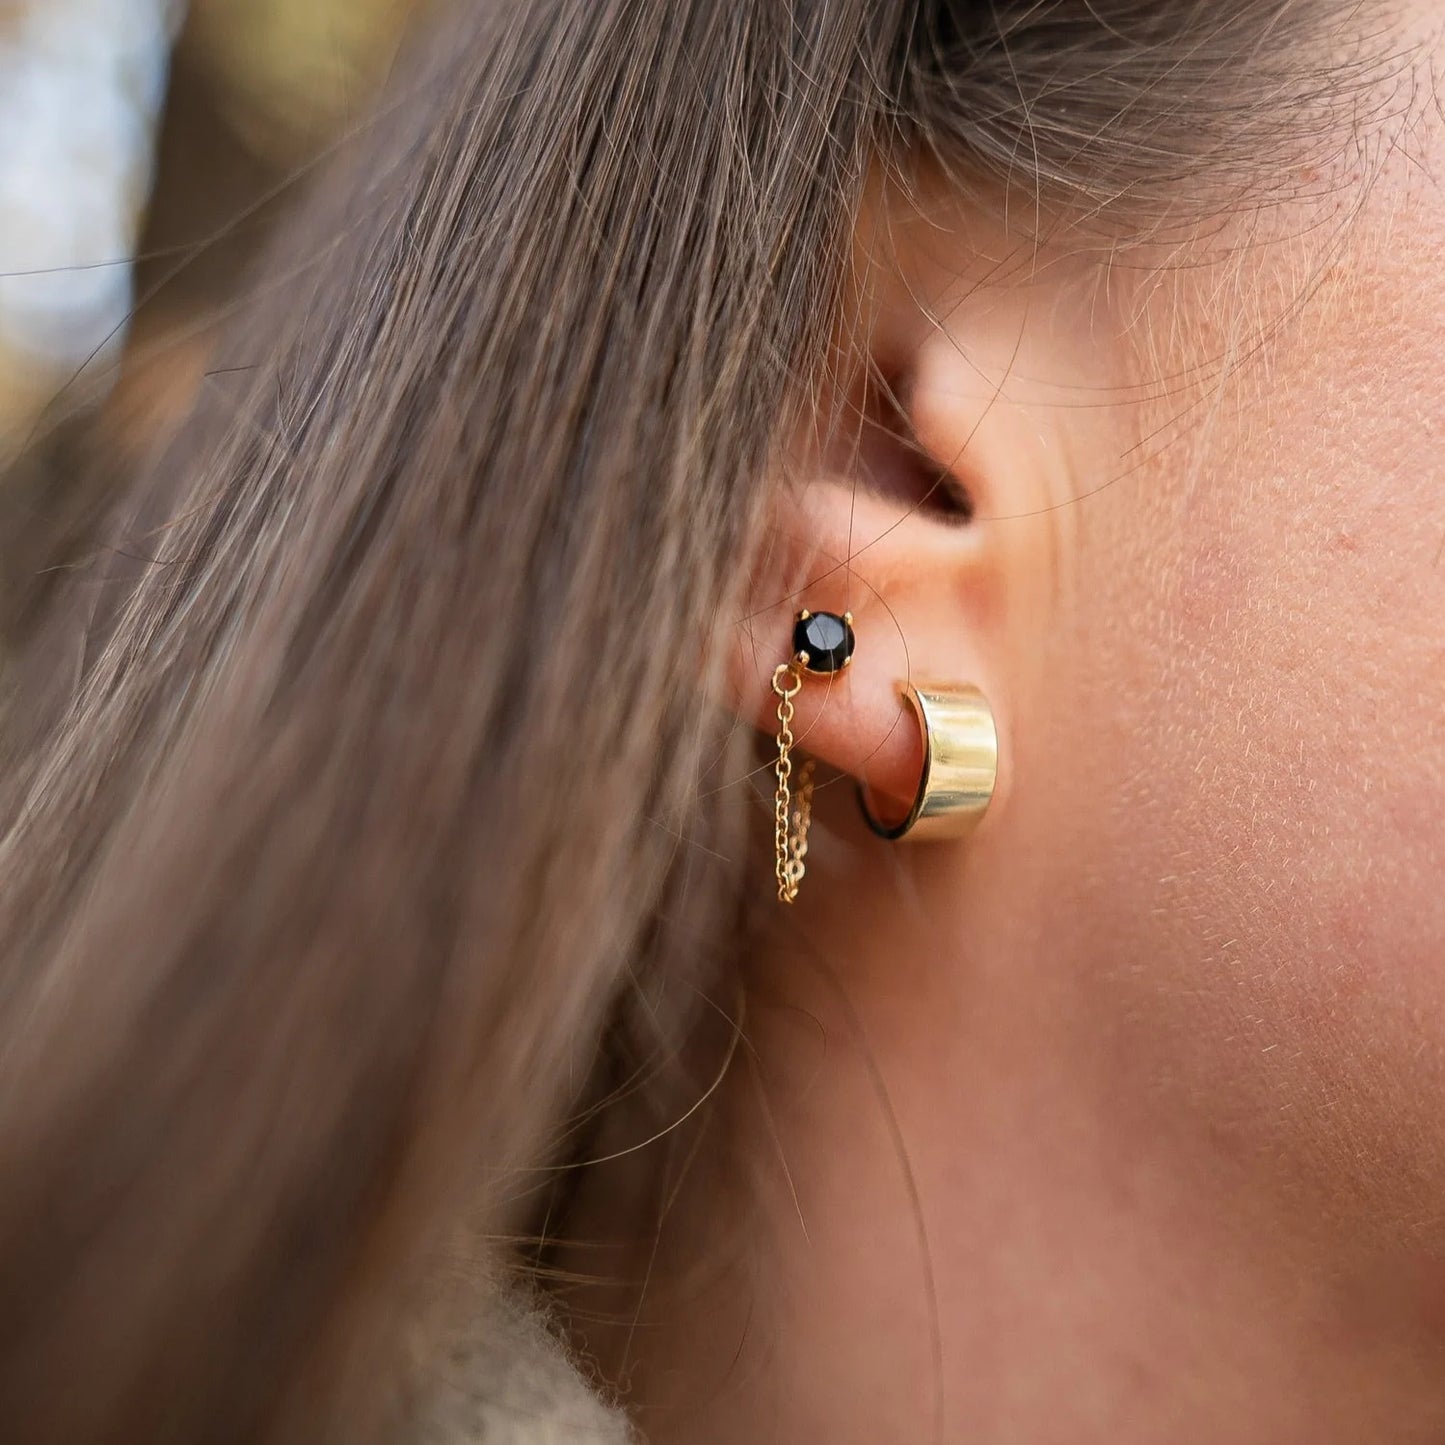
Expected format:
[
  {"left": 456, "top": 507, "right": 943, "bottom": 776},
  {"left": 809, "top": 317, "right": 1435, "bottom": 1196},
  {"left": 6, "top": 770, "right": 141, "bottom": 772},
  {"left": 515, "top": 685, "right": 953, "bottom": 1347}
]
[{"left": 0, "top": 0, "right": 420, "bottom": 470}]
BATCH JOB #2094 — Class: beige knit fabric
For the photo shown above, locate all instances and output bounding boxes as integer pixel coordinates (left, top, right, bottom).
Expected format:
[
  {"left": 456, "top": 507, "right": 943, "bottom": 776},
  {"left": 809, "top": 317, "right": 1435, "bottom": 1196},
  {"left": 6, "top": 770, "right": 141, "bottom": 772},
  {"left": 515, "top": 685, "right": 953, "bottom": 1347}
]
[{"left": 406, "top": 1293, "right": 634, "bottom": 1445}]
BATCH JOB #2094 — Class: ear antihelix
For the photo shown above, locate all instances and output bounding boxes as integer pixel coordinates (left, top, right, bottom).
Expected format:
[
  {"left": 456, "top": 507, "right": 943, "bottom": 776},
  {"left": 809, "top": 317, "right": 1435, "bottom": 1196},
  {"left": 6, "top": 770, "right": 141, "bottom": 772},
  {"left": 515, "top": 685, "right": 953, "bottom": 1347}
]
[{"left": 768, "top": 608, "right": 997, "bottom": 904}]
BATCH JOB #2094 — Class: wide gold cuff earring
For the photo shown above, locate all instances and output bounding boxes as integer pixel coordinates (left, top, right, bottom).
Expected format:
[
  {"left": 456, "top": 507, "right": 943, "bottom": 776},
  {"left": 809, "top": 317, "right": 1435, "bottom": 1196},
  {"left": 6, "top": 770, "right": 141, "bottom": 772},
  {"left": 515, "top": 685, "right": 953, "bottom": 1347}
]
[{"left": 857, "top": 683, "right": 998, "bottom": 842}]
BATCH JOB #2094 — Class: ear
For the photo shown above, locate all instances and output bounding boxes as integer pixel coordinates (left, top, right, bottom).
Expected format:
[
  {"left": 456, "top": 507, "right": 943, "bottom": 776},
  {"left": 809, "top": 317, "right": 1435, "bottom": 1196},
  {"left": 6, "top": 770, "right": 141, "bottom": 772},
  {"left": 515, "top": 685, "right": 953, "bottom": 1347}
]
[{"left": 726, "top": 206, "right": 1097, "bottom": 823}]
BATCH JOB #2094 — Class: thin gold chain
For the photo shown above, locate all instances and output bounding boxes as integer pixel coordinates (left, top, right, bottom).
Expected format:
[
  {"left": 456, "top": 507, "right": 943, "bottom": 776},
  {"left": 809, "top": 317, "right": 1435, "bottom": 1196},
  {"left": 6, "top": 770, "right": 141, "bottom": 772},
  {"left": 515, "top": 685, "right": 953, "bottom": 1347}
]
[{"left": 772, "top": 661, "right": 815, "bottom": 904}]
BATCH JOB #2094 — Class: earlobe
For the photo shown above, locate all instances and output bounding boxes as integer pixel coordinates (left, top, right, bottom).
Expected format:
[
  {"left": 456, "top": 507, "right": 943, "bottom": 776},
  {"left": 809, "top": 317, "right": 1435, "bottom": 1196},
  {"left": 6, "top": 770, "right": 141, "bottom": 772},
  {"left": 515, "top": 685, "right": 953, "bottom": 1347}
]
[
  {"left": 728, "top": 478, "right": 959, "bottom": 820},
  {"left": 750, "top": 588, "right": 1000, "bottom": 904},
  {"left": 728, "top": 465, "right": 1001, "bottom": 903}
]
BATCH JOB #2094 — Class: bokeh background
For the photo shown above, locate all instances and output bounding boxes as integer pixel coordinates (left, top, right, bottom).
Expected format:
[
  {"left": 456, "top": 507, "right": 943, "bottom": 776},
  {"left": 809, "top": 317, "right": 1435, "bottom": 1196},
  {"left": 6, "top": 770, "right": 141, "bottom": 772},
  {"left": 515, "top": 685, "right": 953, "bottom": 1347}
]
[{"left": 0, "top": 0, "right": 419, "bottom": 468}]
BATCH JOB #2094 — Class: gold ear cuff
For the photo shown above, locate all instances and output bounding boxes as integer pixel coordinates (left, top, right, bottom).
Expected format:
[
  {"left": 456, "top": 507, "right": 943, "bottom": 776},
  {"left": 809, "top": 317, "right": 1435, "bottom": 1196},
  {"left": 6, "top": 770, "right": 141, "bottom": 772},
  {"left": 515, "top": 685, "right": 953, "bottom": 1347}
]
[
  {"left": 770, "top": 610, "right": 998, "bottom": 904},
  {"left": 856, "top": 683, "right": 998, "bottom": 842}
]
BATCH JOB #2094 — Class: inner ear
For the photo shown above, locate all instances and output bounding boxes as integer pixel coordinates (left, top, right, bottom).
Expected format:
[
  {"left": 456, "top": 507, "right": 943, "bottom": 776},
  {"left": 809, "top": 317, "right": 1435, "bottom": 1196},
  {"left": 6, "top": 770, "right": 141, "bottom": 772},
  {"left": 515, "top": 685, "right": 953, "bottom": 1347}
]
[{"left": 830, "top": 356, "right": 977, "bottom": 526}]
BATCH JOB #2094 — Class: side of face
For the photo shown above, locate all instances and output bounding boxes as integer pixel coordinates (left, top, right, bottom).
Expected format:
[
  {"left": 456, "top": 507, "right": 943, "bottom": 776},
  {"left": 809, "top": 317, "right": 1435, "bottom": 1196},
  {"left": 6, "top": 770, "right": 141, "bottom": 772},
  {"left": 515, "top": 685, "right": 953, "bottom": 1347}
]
[
  {"left": 1062, "top": 154, "right": 1445, "bottom": 1232},
  {"left": 583, "top": 19, "right": 1445, "bottom": 1443},
  {"left": 975, "top": 102, "right": 1445, "bottom": 1424}
]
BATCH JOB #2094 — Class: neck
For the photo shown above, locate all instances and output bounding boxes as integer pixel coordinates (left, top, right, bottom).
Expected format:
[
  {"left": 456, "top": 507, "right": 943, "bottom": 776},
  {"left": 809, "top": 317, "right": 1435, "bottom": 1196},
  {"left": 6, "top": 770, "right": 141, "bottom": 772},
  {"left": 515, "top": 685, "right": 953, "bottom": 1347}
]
[{"left": 566, "top": 827, "right": 1445, "bottom": 1442}]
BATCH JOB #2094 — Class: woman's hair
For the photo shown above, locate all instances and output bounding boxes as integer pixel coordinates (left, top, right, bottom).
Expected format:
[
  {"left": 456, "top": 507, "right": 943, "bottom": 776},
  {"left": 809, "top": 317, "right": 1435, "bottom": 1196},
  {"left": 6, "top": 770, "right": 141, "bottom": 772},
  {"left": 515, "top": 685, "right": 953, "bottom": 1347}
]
[{"left": 0, "top": 2, "right": 1383, "bottom": 1441}]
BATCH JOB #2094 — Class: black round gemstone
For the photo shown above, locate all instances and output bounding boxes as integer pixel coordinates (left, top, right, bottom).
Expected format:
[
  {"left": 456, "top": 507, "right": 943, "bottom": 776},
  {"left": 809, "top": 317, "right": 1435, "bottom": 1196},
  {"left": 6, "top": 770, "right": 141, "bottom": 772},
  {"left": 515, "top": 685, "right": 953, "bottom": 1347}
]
[{"left": 793, "top": 610, "right": 855, "bottom": 674}]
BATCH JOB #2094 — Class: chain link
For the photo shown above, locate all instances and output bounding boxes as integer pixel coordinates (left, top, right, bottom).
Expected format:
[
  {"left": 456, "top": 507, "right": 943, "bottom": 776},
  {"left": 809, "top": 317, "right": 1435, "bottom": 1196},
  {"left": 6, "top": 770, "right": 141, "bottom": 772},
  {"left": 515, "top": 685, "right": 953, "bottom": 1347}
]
[{"left": 772, "top": 661, "right": 815, "bottom": 903}]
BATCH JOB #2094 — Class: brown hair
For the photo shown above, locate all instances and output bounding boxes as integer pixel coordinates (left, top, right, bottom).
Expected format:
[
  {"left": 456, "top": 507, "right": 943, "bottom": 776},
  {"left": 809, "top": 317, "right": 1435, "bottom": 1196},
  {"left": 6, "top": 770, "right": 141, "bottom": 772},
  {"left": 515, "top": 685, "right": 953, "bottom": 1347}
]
[{"left": 0, "top": 2, "right": 1383, "bottom": 1441}]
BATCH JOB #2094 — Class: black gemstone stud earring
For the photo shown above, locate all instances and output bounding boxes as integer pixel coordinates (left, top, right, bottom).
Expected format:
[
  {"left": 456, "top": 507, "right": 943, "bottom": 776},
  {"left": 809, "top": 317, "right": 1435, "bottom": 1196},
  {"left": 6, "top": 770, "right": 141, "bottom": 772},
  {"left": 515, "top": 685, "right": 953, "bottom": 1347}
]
[
  {"left": 792, "top": 608, "right": 856, "bottom": 675},
  {"left": 771, "top": 609, "right": 855, "bottom": 903}
]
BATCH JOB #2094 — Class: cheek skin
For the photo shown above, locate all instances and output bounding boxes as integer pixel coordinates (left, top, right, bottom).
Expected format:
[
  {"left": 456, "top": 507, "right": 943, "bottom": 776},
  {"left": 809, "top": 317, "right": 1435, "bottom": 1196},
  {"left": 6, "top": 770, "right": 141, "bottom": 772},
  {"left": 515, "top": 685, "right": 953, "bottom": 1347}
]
[
  {"left": 1052, "top": 128, "right": 1445, "bottom": 1256},
  {"left": 600, "top": 70, "right": 1445, "bottom": 1443}
]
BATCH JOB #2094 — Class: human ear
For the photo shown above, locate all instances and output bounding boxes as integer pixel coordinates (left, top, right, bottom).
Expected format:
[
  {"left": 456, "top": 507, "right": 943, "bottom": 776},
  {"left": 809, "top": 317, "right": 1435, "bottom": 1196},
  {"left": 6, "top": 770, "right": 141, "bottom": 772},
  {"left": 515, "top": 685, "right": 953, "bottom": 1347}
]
[{"left": 724, "top": 209, "right": 1102, "bottom": 833}]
